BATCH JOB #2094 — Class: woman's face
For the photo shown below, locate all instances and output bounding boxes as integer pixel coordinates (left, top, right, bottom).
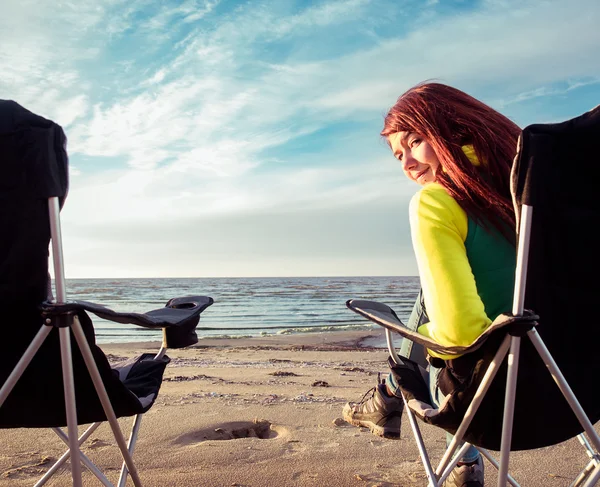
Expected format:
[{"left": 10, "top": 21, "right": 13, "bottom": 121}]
[{"left": 388, "top": 131, "right": 440, "bottom": 186}]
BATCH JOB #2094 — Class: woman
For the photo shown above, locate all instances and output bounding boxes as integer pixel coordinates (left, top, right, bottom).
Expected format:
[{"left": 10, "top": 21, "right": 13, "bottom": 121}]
[{"left": 342, "top": 82, "right": 519, "bottom": 487}]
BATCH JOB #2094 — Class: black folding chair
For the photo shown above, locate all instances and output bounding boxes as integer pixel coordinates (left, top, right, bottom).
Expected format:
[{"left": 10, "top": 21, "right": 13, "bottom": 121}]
[
  {"left": 347, "top": 105, "right": 600, "bottom": 486},
  {"left": 0, "top": 99, "right": 214, "bottom": 486}
]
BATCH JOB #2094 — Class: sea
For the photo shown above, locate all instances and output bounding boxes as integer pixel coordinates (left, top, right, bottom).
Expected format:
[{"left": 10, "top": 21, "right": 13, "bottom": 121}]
[{"left": 62, "top": 276, "right": 420, "bottom": 344}]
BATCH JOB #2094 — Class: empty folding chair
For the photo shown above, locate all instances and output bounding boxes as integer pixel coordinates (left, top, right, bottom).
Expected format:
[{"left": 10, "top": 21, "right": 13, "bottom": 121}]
[
  {"left": 0, "top": 99, "right": 214, "bottom": 486},
  {"left": 347, "top": 105, "right": 600, "bottom": 486}
]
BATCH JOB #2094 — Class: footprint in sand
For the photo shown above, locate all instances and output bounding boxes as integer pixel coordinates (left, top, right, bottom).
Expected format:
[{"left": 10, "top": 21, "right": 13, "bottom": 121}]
[
  {"left": 174, "top": 419, "right": 289, "bottom": 445},
  {"left": 354, "top": 460, "right": 426, "bottom": 486},
  {"left": 2, "top": 454, "right": 56, "bottom": 479}
]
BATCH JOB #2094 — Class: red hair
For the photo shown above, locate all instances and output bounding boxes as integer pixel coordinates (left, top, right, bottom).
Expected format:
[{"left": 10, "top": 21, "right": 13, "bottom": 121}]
[{"left": 381, "top": 82, "right": 520, "bottom": 241}]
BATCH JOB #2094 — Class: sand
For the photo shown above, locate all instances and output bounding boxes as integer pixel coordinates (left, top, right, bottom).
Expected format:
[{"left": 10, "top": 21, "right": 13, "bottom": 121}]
[{"left": 0, "top": 329, "right": 597, "bottom": 486}]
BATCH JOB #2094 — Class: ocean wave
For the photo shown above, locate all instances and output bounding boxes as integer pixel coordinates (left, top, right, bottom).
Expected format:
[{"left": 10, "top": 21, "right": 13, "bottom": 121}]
[{"left": 275, "top": 324, "right": 375, "bottom": 335}]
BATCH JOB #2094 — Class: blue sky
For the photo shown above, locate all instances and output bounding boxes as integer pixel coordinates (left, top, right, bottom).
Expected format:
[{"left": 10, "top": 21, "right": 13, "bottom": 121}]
[{"left": 3, "top": 0, "right": 600, "bottom": 278}]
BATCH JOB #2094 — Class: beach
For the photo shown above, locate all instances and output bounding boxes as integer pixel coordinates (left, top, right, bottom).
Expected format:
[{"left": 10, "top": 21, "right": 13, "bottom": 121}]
[{"left": 0, "top": 330, "right": 595, "bottom": 486}]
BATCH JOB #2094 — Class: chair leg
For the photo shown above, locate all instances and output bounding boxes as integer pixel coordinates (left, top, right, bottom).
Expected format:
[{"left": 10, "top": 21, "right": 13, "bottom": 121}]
[
  {"left": 578, "top": 433, "right": 600, "bottom": 463},
  {"left": 59, "top": 327, "right": 83, "bottom": 487},
  {"left": 50, "top": 427, "right": 114, "bottom": 486},
  {"left": 570, "top": 434, "right": 600, "bottom": 487},
  {"left": 118, "top": 347, "right": 167, "bottom": 486},
  {"left": 437, "top": 335, "right": 512, "bottom": 477},
  {"left": 385, "top": 329, "right": 403, "bottom": 365},
  {"left": 400, "top": 393, "right": 439, "bottom": 487},
  {"left": 118, "top": 414, "right": 144, "bottom": 487},
  {"left": 386, "top": 330, "right": 439, "bottom": 485},
  {"left": 38, "top": 416, "right": 149, "bottom": 487},
  {"left": 35, "top": 422, "right": 102, "bottom": 486},
  {"left": 70, "top": 317, "right": 144, "bottom": 487},
  {"left": 478, "top": 448, "right": 520, "bottom": 487},
  {"left": 582, "top": 462, "right": 600, "bottom": 487},
  {"left": 498, "top": 336, "right": 522, "bottom": 486},
  {"left": 0, "top": 325, "right": 52, "bottom": 408},
  {"left": 437, "top": 442, "right": 474, "bottom": 486},
  {"left": 572, "top": 459, "right": 599, "bottom": 487},
  {"left": 527, "top": 329, "right": 600, "bottom": 453}
]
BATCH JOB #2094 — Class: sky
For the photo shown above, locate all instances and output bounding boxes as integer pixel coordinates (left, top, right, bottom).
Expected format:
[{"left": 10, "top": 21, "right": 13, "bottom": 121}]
[{"left": 2, "top": 0, "right": 600, "bottom": 278}]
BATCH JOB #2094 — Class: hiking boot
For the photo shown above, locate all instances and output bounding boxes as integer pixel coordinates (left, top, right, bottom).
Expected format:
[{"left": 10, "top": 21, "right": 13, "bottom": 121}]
[
  {"left": 444, "top": 456, "right": 484, "bottom": 487},
  {"left": 342, "top": 375, "right": 403, "bottom": 439}
]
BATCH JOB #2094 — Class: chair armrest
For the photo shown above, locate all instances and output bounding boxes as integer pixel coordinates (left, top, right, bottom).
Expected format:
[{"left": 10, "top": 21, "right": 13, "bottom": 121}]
[
  {"left": 41, "top": 296, "right": 214, "bottom": 348},
  {"left": 41, "top": 296, "right": 213, "bottom": 328},
  {"left": 346, "top": 299, "right": 538, "bottom": 356}
]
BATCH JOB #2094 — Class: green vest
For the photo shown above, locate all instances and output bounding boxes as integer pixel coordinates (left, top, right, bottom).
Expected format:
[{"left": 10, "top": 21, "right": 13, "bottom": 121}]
[{"left": 465, "top": 218, "right": 515, "bottom": 321}]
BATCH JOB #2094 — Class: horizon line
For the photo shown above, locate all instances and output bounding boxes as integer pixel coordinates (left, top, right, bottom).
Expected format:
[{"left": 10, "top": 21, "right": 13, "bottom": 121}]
[{"left": 54, "top": 275, "right": 420, "bottom": 280}]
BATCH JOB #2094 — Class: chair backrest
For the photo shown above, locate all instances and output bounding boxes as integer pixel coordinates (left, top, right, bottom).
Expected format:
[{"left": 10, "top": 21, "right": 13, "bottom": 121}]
[
  {"left": 0, "top": 100, "right": 68, "bottom": 309},
  {"left": 452, "top": 105, "right": 600, "bottom": 450},
  {"left": 507, "top": 104, "right": 600, "bottom": 447},
  {"left": 0, "top": 101, "right": 144, "bottom": 428}
]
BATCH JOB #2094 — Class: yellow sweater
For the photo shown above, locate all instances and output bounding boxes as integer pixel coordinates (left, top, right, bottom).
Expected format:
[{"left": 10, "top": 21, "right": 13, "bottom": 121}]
[{"left": 410, "top": 183, "right": 515, "bottom": 359}]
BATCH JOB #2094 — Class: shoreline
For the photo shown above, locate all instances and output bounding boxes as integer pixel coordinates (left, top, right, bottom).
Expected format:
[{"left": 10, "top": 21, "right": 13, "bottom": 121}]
[{"left": 99, "top": 328, "right": 391, "bottom": 352}]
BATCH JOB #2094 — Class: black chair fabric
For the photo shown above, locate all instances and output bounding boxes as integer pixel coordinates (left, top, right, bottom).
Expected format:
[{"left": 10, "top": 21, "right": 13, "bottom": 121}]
[
  {"left": 502, "top": 105, "right": 600, "bottom": 449},
  {"left": 0, "top": 100, "right": 68, "bottom": 310}
]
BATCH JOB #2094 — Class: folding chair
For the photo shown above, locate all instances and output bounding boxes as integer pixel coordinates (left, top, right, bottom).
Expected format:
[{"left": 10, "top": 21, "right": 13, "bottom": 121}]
[
  {"left": 0, "top": 99, "right": 214, "bottom": 486},
  {"left": 347, "top": 104, "right": 600, "bottom": 486}
]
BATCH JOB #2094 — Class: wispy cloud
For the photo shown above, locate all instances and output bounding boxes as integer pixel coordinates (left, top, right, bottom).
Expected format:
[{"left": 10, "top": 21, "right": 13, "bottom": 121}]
[
  {"left": 499, "top": 78, "right": 600, "bottom": 106},
  {"left": 3, "top": 0, "right": 599, "bottom": 276}
]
